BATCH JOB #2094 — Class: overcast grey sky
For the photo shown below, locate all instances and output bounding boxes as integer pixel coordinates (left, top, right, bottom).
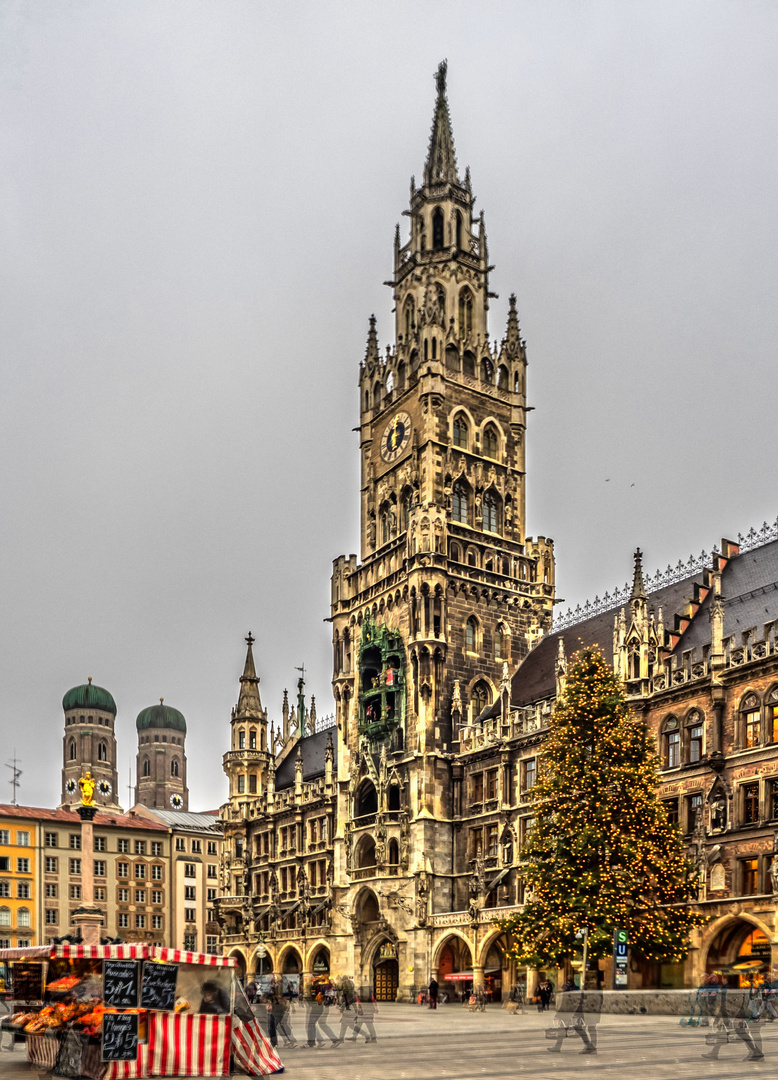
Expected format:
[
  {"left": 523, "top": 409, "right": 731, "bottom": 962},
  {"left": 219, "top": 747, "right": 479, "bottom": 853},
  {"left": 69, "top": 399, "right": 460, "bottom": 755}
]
[{"left": 2, "top": 1, "right": 777, "bottom": 812}]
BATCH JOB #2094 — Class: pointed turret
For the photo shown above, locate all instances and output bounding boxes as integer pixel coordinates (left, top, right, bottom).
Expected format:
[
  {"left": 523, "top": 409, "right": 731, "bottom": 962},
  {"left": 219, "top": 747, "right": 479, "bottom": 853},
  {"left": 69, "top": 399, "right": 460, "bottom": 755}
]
[
  {"left": 236, "top": 631, "right": 263, "bottom": 719},
  {"left": 364, "top": 314, "right": 379, "bottom": 368},
  {"left": 504, "top": 294, "right": 521, "bottom": 360},
  {"left": 221, "top": 633, "right": 270, "bottom": 808},
  {"left": 630, "top": 548, "right": 647, "bottom": 602},
  {"left": 424, "top": 60, "right": 459, "bottom": 186}
]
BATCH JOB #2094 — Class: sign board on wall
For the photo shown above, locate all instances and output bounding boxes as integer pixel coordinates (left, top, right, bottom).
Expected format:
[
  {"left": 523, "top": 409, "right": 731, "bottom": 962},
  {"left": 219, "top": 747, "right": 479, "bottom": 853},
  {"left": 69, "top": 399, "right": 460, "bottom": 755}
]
[{"left": 613, "top": 928, "right": 628, "bottom": 989}]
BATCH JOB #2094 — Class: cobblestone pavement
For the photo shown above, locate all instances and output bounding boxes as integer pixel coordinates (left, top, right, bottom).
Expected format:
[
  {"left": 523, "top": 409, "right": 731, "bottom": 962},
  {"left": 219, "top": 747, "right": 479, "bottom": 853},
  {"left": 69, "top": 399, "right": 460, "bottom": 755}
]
[{"left": 1, "top": 1004, "right": 776, "bottom": 1079}]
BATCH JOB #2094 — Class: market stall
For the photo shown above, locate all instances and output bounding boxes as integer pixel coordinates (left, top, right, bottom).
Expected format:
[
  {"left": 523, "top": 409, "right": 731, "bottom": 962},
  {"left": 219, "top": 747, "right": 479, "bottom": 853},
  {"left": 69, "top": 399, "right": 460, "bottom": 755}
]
[{"left": 0, "top": 943, "right": 283, "bottom": 1078}]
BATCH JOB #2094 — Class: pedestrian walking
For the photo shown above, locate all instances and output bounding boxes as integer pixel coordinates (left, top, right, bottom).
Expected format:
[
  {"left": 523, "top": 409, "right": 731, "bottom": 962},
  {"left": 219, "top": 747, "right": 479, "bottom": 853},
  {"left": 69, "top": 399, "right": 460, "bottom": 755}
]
[
  {"left": 538, "top": 980, "right": 552, "bottom": 1011},
  {"left": 701, "top": 981, "right": 764, "bottom": 1062},
  {"left": 271, "top": 992, "right": 296, "bottom": 1048},
  {"left": 334, "top": 986, "right": 359, "bottom": 1043},
  {"left": 546, "top": 987, "right": 600, "bottom": 1055},
  {"left": 351, "top": 992, "right": 378, "bottom": 1042},
  {"left": 428, "top": 976, "right": 439, "bottom": 1010},
  {"left": 304, "top": 987, "right": 339, "bottom": 1048}
]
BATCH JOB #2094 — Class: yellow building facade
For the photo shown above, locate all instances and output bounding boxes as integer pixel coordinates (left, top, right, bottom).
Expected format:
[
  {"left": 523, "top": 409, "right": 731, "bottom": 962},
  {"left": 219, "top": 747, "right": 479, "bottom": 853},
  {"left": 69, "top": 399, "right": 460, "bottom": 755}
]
[{"left": 0, "top": 810, "right": 37, "bottom": 948}]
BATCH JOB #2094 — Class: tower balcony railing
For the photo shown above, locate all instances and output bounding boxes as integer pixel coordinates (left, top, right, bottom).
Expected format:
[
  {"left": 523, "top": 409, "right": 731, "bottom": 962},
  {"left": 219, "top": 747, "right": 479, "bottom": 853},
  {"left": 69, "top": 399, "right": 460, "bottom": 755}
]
[
  {"left": 349, "top": 865, "right": 378, "bottom": 881},
  {"left": 352, "top": 813, "right": 376, "bottom": 829},
  {"left": 223, "top": 750, "right": 264, "bottom": 764}
]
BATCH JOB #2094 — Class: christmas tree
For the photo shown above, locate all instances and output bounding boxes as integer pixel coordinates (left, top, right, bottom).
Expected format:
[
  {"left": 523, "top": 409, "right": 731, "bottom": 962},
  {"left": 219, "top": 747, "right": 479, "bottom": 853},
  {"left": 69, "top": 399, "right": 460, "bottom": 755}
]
[{"left": 499, "top": 646, "right": 704, "bottom": 968}]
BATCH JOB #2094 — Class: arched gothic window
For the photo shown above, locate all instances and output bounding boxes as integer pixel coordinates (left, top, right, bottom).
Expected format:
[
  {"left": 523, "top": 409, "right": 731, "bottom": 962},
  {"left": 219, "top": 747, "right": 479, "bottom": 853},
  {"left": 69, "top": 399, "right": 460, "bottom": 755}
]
[
  {"left": 741, "top": 693, "right": 761, "bottom": 748},
  {"left": 459, "top": 289, "right": 473, "bottom": 338},
  {"left": 497, "top": 365, "right": 509, "bottom": 391},
  {"left": 453, "top": 415, "right": 468, "bottom": 449},
  {"left": 663, "top": 717, "right": 680, "bottom": 768},
  {"left": 69, "top": 741, "right": 77, "bottom": 761},
  {"left": 249, "top": 729, "right": 257, "bottom": 750},
  {"left": 142, "top": 758, "right": 150, "bottom": 777},
  {"left": 404, "top": 297, "right": 415, "bottom": 341},
  {"left": 483, "top": 425, "right": 498, "bottom": 458},
  {"left": 455, "top": 211, "right": 463, "bottom": 249},
  {"left": 380, "top": 503, "right": 393, "bottom": 546},
  {"left": 472, "top": 680, "right": 490, "bottom": 717},
  {"left": 452, "top": 482, "right": 468, "bottom": 524},
  {"left": 496, "top": 624, "right": 508, "bottom": 660},
  {"left": 432, "top": 207, "right": 444, "bottom": 249},
  {"left": 480, "top": 357, "right": 493, "bottom": 383},
  {"left": 402, "top": 490, "right": 413, "bottom": 532},
  {"left": 686, "top": 711, "right": 703, "bottom": 763},
  {"left": 465, "top": 617, "right": 478, "bottom": 652},
  {"left": 171, "top": 758, "right": 180, "bottom": 777},
  {"left": 97, "top": 742, "right": 107, "bottom": 762},
  {"left": 483, "top": 491, "right": 499, "bottom": 533}
]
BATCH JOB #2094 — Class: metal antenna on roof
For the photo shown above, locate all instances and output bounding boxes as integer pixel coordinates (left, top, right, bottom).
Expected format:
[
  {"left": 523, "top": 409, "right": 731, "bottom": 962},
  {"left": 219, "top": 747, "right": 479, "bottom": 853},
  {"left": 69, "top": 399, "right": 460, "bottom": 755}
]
[{"left": 6, "top": 750, "right": 22, "bottom": 806}]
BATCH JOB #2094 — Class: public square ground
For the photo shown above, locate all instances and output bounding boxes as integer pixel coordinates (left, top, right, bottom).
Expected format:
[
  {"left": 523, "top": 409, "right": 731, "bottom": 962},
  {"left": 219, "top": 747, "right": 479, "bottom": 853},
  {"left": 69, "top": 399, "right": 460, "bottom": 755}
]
[{"left": 3, "top": 1000, "right": 778, "bottom": 1079}]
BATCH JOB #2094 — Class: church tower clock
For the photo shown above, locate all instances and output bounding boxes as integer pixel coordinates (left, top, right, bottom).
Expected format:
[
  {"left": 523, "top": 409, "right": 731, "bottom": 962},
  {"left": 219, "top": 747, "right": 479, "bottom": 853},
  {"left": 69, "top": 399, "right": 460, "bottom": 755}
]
[{"left": 329, "top": 63, "right": 555, "bottom": 944}]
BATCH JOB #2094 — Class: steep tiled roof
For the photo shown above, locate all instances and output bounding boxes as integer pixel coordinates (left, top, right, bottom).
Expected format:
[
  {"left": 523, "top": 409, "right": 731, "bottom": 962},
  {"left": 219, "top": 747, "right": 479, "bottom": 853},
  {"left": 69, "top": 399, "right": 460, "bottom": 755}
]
[
  {"left": 275, "top": 729, "right": 337, "bottom": 790},
  {"left": 500, "top": 570, "right": 707, "bottom": 711},
  {"left": 674, "top": 539, "right": 778, "bottom": 657},
  {"left": 0, "top": 804, "right": 167, "bottom": 831}
]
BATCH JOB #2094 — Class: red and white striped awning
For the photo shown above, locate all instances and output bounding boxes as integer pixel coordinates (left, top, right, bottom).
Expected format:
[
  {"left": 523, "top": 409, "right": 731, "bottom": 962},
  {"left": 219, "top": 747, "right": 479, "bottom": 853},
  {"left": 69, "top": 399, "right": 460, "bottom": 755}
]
[
  {"left": 0, "top": 943, "right": 235, "bottom": 967},
  {"left": 150, "top": 947, "right": 236, "bottom": 968},
  {"left": 0, "top": 945, "right": 51, "bottom": 961},
  {"left": 51, "top": 943, "right": 150, "bottom": 960}
]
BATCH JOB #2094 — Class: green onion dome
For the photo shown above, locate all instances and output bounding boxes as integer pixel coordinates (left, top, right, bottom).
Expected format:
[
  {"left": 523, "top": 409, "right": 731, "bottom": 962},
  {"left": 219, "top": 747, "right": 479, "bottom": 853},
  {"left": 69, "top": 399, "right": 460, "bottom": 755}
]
[
  {"left": 136, "top": 698, "right": 187, "bottom": 734},
  {"left": 62, "top": 678, "right": 117, "bottom": 716}
]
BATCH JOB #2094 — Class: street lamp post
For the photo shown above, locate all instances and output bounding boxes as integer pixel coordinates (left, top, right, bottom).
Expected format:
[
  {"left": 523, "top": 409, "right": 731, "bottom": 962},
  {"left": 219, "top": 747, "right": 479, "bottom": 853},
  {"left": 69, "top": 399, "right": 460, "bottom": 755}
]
[{"left": 576, "top": 928, "right": 589, "bottom": 990}]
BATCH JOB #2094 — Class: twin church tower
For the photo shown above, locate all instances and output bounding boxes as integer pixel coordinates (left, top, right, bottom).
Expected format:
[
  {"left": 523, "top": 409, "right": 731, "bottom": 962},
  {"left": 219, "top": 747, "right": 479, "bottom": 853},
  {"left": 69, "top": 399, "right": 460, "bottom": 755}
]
[{"left": 59, "top": 679, "right": 189, "bottom": 813}]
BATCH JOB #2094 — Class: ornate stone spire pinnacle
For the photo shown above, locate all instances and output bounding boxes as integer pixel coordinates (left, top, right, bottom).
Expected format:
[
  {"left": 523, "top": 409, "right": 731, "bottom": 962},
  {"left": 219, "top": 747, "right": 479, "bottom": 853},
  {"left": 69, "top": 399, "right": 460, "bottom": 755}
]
[
  {"left": 504, "top": 293, "right": 521, "bottom": 359},
  {"left": 424, "top": 60, "right": 460, "bottom": 187},
  {"left": 630, "top": 548, "right": 647, "bottom": 601},
  {"left": 364, "top": 314, "right": 379, "bottom": 365},
  {"left": 236, "top": 631, "right": 262, "bottom": 719}
]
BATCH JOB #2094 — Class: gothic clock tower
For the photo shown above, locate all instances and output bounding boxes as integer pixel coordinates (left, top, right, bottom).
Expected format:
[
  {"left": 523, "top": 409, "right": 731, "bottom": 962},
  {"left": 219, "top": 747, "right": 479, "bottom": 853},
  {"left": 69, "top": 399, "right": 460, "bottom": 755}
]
[{"left": 329, "top": 63, "right": 555, "bottom": 975}]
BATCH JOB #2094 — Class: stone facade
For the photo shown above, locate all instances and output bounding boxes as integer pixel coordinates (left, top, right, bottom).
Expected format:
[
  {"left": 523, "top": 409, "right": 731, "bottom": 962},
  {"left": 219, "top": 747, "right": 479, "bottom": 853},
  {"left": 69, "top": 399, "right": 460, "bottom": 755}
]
[{"left": 215, "top": 64, "right": 555, "bottom": 1001}]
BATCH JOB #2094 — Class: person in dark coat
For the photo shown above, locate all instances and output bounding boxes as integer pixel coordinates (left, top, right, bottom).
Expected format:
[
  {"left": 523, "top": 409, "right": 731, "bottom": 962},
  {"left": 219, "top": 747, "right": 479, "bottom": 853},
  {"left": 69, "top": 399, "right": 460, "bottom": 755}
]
[
  {"left": 428, "top": 977, "right": 439, "bottom": 1010},
  {"left": 199, "top": 981, "right": 230, "bottom": 1015}
]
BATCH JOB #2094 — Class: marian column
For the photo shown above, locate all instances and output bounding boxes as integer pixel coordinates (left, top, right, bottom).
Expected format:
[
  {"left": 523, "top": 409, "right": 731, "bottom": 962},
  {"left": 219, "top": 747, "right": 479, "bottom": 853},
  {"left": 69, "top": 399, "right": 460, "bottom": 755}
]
[{"left": 71, "top": 772, "right": 104, "bottom": 947}]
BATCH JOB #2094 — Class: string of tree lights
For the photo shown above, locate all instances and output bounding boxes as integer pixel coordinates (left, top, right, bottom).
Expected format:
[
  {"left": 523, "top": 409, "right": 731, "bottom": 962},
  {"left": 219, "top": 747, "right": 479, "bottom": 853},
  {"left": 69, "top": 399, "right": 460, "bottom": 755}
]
[{"left": 499, "top": 647, "right": 706, "bottom": 969}]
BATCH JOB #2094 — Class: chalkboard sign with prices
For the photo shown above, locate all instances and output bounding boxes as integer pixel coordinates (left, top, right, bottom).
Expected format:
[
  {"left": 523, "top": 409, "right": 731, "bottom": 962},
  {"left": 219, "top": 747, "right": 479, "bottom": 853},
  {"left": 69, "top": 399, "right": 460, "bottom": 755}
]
[
  {"left": 103, "top": 960, "right": 139, "bottom": 1009},
  {"left": 101, "top": 1012, "right": 139, "bottom": 1062},
  {"left": 140, "top": 962, "right": 178, "bottom": 1011},
  {"left": 12, "top": 963, "right": 44, "bottom": 1001}
]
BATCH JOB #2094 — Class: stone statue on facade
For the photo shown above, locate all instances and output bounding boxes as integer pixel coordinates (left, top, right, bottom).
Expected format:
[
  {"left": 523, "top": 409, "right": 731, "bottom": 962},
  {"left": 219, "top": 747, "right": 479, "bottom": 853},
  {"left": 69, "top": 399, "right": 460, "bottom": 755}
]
[
  {"left": 710, "top": 794, "right": 727, "bottom": 832},
  {"left": 416, "top": 871, "right": 429, "bottom": 927}
]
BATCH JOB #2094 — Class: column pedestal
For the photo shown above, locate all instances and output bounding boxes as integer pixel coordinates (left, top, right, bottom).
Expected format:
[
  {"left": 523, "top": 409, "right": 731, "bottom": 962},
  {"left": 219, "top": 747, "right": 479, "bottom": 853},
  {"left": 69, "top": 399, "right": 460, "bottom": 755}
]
[{"left": 74, "top": 804, "right": 103, "bottom": 947}]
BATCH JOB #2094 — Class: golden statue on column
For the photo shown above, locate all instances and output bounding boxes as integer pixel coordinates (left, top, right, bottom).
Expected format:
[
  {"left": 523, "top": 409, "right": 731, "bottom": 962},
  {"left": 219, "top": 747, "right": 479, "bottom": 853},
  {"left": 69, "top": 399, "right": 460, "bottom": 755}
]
[{"left": 78, "top": 771, "right": 96, "bottom": 806}]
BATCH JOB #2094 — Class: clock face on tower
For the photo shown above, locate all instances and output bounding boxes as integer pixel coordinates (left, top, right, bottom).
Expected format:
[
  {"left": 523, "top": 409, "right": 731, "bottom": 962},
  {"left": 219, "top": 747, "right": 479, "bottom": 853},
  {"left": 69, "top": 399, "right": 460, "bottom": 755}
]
[{"left": 380, "top": 412, "right": 412, "bottom": 464}]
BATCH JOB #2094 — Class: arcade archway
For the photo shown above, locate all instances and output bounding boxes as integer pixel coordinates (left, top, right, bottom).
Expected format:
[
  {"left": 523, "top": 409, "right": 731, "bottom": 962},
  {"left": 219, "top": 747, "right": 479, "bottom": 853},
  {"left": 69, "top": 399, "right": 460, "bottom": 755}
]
[
  {"left": 435, "top": 934, "right": 473, "bottom": 1000},
  {"left": 706, "top": 918, "right": 774, "bottom": 986}
]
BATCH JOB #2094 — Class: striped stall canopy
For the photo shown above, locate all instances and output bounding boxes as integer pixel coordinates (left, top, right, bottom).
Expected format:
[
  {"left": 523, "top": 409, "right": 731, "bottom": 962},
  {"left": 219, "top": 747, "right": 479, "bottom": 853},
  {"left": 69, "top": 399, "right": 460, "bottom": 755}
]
[
  {"left": 51, "top": 943, "right": 151, "bottom": 960},
  {"left": 231, "top": 1018, "right": 284, "bottom": 1076},
  {"left": 149, "top": 947, "right": 236, "bottom": 968}
]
